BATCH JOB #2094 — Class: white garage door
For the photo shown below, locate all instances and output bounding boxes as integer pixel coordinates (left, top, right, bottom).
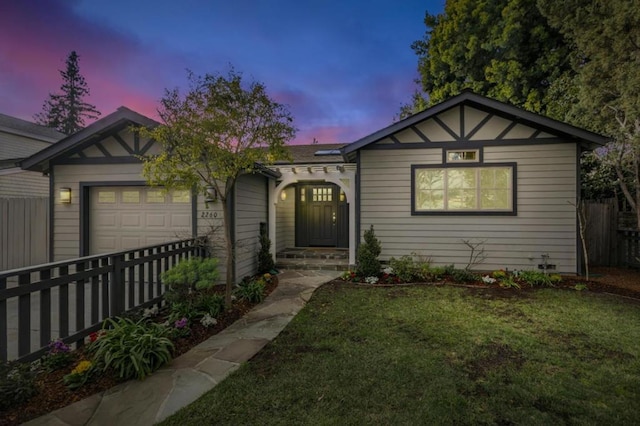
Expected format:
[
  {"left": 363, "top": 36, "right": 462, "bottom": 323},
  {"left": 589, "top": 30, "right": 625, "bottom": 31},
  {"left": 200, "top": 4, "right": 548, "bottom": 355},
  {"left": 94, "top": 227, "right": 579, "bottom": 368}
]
[{"left": 90, "top": 186, "right": 192, "bottom": 254}]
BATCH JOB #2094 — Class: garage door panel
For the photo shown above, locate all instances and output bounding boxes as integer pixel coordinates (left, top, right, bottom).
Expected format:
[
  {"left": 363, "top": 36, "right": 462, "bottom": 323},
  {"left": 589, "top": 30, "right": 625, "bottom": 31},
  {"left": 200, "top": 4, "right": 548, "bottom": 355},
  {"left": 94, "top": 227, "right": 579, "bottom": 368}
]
[
  {"left": 146, "top": 214, "right": 167, "bottom": 227},
  {"left": 121, "top": 236, "right": 143, "bottom": 250},
  {"left": 170, "top": 213, "right": 191, "bottom": 227},
  {"left": 94, "top": 236, "right": 117, "bottom": 252},
  {"left": 121, "top": 213, "right": 141, "bottom": 227},
  {"left": 95, "top": 213, "right": 117, "bottom": 227},
  {"left": 90, "top": 186, "right": 192, "bottom": 255}
]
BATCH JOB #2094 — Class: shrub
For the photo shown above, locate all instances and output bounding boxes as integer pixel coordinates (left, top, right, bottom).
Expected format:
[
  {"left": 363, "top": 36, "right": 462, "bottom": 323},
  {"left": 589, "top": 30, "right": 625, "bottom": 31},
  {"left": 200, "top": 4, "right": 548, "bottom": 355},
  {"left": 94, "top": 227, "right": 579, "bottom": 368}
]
[
  {"left": 162, "top": 257, "right": 219, "bottom": 305},
  {"left": 451, "top": 268, "right": 479, "bottom": 283},
  {"left": 443, "top": 264, "right": 456, "bottom": 276},
  {"left": 89, "top": 317, "right": 173, "bottom": 381},
  {"left": 389, "top": 255, "right": 418, "bottom": 282},
  {"left": 425, "top": 266, "right": 447, "bottom": 280},
  {"left": 0, "top": 362, "right": 37, "bottom": 410},
  {"left": 356, "top": 225, "right": 382, "bottom": 277},
  {"left": 518, "top": 270, "right": 554, "bottom": 287},
  {"left": 492, "top": 270, "right": 508, "bottom": 279},
  {"left": 234, "top": 279, "right": 266, "bottom": 303},
  {"left": 257, "top": 225, "right": 275, "bottom": 274}
]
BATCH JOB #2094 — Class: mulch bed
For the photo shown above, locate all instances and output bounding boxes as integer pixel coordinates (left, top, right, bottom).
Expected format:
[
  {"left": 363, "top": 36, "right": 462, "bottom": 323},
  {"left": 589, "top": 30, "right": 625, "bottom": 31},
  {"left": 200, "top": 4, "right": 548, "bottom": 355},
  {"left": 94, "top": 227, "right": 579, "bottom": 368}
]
[{"left": 0, "top": 278, "right": 278, "bottom": 426}]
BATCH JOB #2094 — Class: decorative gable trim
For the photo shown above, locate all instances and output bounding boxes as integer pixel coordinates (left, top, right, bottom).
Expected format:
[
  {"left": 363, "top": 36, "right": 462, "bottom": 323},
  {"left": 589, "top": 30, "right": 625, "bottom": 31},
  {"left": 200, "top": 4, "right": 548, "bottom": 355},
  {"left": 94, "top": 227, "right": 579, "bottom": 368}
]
[{"left": 342, "top": 91, "right": 608, "bottom": 159}]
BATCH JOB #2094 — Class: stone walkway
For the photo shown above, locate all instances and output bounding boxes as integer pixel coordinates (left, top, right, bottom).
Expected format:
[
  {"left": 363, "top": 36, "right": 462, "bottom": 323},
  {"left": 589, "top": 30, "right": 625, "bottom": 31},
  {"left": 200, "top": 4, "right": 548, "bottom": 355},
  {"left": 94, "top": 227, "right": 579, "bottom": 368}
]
[{"left": 25, "top": 269, "right": 340, "bottom": 426}]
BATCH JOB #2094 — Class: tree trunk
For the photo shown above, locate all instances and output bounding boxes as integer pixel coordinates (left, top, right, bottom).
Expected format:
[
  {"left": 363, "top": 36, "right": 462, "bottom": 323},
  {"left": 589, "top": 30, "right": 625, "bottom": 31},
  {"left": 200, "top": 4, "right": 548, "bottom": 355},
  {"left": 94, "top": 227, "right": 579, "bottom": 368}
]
[{"left": 221, "top": 198, "right": 234, "bottom": 308}]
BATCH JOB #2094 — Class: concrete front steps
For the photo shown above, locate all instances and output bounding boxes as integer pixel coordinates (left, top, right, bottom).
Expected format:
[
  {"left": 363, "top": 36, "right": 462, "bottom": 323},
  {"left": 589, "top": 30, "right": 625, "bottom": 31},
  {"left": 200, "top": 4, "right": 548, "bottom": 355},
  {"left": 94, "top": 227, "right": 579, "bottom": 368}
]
[{"left": 276, "top": 248, "right": 350, "bottom": 271}]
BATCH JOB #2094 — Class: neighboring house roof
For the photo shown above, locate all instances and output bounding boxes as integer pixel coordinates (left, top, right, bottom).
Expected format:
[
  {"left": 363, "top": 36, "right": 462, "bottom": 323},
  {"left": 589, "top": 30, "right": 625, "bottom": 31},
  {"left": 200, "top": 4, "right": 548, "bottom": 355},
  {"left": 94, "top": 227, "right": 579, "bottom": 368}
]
[
  {"left": 277, "top": 143, "right": 346, "bottom": 164},
  {"left": 0, "top": 113, "right": 65, "bottom": 143},
  {"left": 21, "top": 106, "right": 159, "bottom": 173},
  {"left": 342, "top": 90, "right": 609, "bottom": 158}
]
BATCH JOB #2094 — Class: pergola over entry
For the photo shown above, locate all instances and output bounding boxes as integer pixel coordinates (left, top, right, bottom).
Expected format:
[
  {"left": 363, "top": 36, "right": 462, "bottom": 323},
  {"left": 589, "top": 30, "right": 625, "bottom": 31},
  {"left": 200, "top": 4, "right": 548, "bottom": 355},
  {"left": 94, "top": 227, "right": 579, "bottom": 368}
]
[{"left": 268, "top": 163, "right": 357, "bottom": 266}]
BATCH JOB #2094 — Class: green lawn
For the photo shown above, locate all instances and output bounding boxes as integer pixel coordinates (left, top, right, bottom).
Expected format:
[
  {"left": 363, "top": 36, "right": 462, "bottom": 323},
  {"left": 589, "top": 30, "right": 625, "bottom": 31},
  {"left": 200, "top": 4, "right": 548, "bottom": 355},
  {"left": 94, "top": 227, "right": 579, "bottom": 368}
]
[{"left": 162, "top": 284, "right": 640, "bottom": 425}]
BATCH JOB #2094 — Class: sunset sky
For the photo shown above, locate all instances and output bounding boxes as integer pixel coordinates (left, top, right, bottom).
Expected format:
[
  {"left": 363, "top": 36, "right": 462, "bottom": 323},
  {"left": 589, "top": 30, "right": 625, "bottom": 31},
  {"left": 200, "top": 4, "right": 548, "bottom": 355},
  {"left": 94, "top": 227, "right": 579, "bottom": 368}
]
[{"left": 0, "top": 0, "right": 444, "bottom": 144}]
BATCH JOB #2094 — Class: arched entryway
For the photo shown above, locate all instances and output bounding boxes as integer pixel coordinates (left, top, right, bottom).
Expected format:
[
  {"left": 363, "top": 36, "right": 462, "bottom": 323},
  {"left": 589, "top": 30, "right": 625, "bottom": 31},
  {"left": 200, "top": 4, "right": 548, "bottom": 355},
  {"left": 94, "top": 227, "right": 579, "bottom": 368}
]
[{"left": 268, "top": 164, "right": 357, "bottom": 266}]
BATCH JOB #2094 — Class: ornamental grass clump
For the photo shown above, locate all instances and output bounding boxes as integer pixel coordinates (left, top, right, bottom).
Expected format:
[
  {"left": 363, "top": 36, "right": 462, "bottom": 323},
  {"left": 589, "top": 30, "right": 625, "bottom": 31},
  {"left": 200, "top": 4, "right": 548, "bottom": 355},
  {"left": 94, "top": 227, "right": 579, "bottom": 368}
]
[{"left": 88, "top": 317, "right": 173, "bottom": 381}]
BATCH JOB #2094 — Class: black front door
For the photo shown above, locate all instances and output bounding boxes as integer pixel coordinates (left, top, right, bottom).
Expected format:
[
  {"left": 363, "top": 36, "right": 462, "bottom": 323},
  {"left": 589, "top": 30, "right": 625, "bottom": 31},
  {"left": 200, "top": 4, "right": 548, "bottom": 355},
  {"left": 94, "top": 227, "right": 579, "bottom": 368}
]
[
  {"left": 296, "top": 184, "right": 338, "bottom": 247},
  {"left": 308, "top": 186, "right": 336, "bottom": 246}
]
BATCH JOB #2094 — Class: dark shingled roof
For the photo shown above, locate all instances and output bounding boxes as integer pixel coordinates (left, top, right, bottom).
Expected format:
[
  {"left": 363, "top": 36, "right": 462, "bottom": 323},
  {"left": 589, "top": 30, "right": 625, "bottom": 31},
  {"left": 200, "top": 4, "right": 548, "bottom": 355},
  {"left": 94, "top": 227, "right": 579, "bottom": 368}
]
[
  {"left": 0, "top": 113, "right": 65, "bottom": 141},
  {"left": 276, "top": 143, "right": 346, "bottom": 164}
]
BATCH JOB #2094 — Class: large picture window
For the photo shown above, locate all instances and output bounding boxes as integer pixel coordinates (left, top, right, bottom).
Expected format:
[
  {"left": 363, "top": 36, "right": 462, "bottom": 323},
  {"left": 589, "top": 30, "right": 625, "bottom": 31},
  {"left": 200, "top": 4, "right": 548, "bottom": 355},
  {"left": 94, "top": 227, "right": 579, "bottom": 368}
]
[{"left": 412, "top": 163, "right": 516, "bottom": 215}]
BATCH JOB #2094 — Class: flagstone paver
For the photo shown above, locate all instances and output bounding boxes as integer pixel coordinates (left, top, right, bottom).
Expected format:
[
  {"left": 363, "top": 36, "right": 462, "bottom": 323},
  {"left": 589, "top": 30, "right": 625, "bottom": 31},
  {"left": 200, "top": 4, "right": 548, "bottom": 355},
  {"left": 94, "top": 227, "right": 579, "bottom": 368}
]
[{"left": 23, "top": 269, "right": 340, "bottom": 426}]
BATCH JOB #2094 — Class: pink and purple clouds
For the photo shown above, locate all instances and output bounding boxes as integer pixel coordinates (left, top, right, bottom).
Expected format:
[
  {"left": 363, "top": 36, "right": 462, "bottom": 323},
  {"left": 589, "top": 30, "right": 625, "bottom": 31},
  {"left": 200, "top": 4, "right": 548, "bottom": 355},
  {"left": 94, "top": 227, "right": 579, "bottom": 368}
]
[{"left": 0, "top": 0, "right": 443, "bottom": 144}]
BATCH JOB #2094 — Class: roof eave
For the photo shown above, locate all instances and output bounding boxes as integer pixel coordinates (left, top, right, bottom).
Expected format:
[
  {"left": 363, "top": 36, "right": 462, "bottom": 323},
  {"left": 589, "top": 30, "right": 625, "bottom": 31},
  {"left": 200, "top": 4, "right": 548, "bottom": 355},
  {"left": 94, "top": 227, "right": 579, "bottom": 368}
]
[
  {"left": 342, "top": 91, "right": 609, "bottom": 154},
  {"left": 21, "top": 107, "right": 160, "bottom": 172}
]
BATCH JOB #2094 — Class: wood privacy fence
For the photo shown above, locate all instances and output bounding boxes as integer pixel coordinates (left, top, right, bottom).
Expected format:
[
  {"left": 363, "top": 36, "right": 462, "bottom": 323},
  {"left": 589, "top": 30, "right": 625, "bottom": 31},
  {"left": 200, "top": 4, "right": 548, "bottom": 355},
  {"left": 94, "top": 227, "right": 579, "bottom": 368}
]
[
  {"left": 584, "top": 199, "right": 639, "bottom": 267},
  {"left": 0, "top": 197, "right": 49, "bottom": 271},
  {"left": 0, "top": 237, "right": 208, "bottom": 363}
]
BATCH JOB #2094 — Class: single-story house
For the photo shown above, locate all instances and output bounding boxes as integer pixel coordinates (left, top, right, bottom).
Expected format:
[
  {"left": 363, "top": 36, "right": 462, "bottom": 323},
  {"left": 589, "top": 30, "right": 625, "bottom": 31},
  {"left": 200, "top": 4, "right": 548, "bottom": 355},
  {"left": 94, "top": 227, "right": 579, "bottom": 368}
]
[{"left": 21, "top": 91, "right": 607, "bottom": 278}]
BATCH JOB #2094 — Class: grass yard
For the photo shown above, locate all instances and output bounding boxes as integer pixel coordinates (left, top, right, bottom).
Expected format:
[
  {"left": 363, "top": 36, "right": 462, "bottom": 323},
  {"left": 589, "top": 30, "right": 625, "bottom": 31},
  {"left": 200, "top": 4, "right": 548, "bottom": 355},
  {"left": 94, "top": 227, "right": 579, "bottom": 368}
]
[{"left": 162, "top": 283, "right": 640, "bottom": 425}]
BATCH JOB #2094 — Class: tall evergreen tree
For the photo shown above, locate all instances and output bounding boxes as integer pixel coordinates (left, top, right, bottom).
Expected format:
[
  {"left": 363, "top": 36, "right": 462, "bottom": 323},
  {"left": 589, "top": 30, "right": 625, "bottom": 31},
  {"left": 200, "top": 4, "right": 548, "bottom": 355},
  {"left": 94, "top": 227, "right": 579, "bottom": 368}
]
[
  {"left": 539, "top": 0, "right": 640, "bottom": 228},
  {"left": 402, "top": 0, "right": 573, "bottom": 118},
  {"left": 34, "top": 51, "right": 101, "bottom": 134}
]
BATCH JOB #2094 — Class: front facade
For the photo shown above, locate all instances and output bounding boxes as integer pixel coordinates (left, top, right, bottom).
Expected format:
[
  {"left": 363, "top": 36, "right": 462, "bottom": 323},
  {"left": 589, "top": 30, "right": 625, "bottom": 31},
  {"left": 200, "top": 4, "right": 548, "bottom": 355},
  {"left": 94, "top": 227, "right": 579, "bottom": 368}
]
[
  {"left": 20, "top": 91, "right": 606, "bottom": 278},
  {"left": 342, "top": 91, "right": 607, "bottom": 274}
]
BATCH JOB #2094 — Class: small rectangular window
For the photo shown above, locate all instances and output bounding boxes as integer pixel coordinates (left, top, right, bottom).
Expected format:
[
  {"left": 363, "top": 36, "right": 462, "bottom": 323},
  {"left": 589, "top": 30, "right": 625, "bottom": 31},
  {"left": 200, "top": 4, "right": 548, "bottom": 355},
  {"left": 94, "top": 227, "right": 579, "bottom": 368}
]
[
  {"left": 122, "top": 190, "right": 140, "bottom": 203},
  {"left": 98, "top": 191, "right": 116, "bottom": 204},
  {"left": 146, "top": 190, "right": 165, "bottom": 203},
  {"left": 447, "top": 150, "right": 478, "bottom": 162},
  {"left": 172, "top": 190, "right": 190, "bottom": 203}
]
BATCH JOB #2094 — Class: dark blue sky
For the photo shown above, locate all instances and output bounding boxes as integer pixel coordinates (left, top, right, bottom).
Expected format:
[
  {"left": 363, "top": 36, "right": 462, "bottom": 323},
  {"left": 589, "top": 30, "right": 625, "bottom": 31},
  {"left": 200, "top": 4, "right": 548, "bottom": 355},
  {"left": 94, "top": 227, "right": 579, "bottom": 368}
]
[{"left": 0, "top": 0, "right": 445, "bottom": 144}]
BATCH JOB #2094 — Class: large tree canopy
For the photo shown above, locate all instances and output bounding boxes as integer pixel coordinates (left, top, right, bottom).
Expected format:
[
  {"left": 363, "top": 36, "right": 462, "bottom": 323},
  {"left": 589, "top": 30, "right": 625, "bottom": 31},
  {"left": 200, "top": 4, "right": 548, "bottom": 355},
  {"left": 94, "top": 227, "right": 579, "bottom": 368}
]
[
  {"left": 539, "top": 0, "right": 640, "bottom": 227},
  {"left": 406, "top": 0, "right": 573, "bottom": 117},
  {"left": 141, "top": 69, "right": 295, "bottom": 304},
  {"left": 34, "top": 51, "right": 101, "bottom": 134}
]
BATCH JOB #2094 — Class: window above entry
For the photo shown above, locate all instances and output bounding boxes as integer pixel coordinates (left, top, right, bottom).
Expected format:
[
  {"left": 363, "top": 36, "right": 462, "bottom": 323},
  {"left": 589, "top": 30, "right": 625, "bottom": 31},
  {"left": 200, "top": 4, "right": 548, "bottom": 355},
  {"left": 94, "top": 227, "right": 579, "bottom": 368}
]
[{"left": 412, "top": 163, "right": 516, "bottom": 216}]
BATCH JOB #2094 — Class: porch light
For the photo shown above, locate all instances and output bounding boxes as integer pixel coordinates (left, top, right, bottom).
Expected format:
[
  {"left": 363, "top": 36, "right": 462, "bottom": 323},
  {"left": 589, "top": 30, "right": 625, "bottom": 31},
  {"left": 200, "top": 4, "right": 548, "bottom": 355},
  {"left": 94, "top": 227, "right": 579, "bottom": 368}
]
[
  {"left": 60, "top": 187, "right": 72, "bottom": 204},
  {"left": 205, "top": 186, "right": 218, "bottom": 203},
  {"left": 280, "top": 190, "right": 287, "bottom": 201}
]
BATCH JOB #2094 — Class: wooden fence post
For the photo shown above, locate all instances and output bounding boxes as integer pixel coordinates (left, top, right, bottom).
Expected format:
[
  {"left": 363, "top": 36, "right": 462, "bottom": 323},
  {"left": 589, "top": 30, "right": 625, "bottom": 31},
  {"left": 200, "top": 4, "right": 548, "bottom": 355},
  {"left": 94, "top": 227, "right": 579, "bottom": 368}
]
[{"left": 111, "top": 254, "right": 125, "bottom": 316}]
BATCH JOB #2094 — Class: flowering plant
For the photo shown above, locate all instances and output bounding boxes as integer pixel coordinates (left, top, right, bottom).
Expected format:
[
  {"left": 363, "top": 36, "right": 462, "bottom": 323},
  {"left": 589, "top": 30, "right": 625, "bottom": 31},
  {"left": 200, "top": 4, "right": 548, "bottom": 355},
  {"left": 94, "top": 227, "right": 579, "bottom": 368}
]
[
  {"left": 143, "top": 306, "right": 159, "bottom": 318},
  {"left": 365, "top": 276, "right": 379, "bottom": 285},
  {"left": 172, "top": 317, "right": 190, "bottom": 338},
  {"left": 341, "top": 271, "right": 360, "bottom": 282},
  {"left": 88, "top": 330, "right": 106, "bottom": 344},
  {"left": 63, "top": 360, "right": 95, "bottom": 389},
  {"left": 482, "top": 275, "right": 497, "bottom": 284},
  {"left": 42, "top": 339, "right": 73, "bottom": 371},
  {"left": 200, "top": 313, "right": 218, "bottom": 327}
]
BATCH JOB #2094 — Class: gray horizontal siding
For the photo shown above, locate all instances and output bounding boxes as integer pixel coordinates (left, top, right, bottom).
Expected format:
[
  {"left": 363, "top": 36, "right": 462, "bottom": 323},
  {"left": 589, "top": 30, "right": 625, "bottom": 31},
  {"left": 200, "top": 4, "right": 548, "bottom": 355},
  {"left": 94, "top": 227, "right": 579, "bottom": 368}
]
[
  {"left": 276, "top": 186, "right": 295, "bottom": 253},
  {"left": 234, "top": 173, "right": 267, "bottom": 281},
  {"left": 0, "top": 171, "right": 49, "bottom": 197},
  {"left": 0, "top": 132, "right": 51, "bottom": 160},
  {"left": 359, "top": 143, "right": 578, "bottom": 273}
]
